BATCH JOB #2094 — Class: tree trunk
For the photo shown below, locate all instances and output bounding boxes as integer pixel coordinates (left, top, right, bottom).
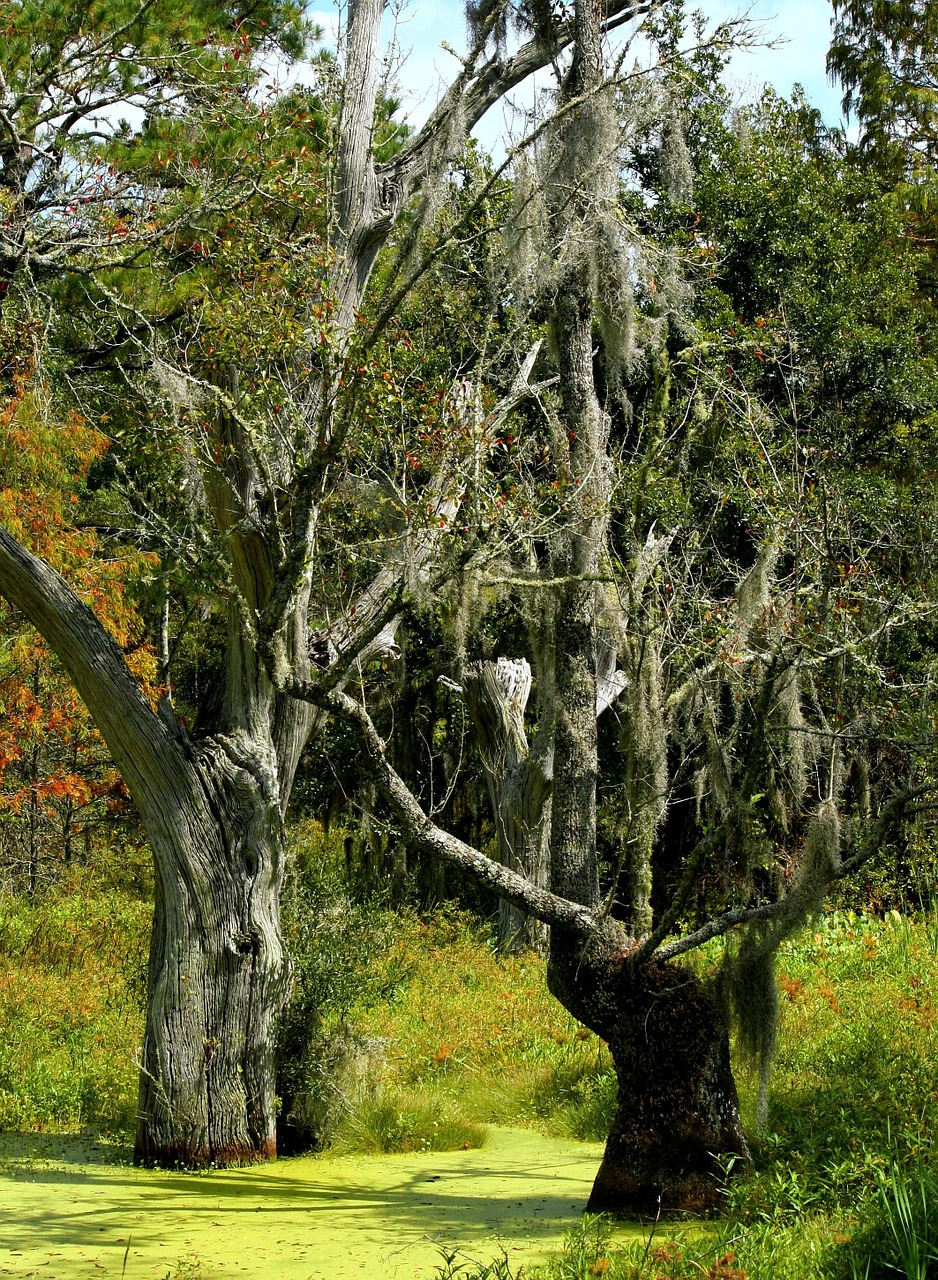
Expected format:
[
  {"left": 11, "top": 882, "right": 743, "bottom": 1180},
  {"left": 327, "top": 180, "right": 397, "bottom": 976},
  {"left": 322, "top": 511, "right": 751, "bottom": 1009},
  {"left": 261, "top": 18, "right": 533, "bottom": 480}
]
[
  {"left": 464, "top": 659, "right": 551, "bottom": 951},
  {"left": 589, "top": 969, "right": 747, "bottom": 1215},
  {"left": 0, "top": 528, "right": 293, "bottom": 1166},
  {"left": 135, "top": 735, "right": 289, "bottom": 1166},
  {"left": 537, "top": 0, "right": 748, "bottom": 1214},
  {"left": 548, "top": 942, "right": 748, "bottom": 1216}
]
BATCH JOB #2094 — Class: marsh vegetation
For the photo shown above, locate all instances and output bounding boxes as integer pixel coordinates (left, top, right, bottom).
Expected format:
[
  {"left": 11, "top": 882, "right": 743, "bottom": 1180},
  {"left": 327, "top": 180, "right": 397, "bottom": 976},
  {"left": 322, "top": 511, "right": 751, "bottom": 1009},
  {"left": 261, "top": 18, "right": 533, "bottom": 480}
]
[
  {"left": 2, "top": 0, "right": 938, "bottom": 1268},
  {"left": 2, "top": 828, "right": 938, "bottom": 1278}
]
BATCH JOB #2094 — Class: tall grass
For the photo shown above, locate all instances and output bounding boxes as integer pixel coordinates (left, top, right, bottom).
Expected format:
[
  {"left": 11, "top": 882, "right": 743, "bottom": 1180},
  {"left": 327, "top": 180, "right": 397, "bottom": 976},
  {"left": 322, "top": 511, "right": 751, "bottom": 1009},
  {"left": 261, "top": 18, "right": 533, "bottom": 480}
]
[
  {"left": 333, "top": 906, "right": 614, "bottom": 1144},
  {"left": 279, "top": 821, "right": 617, "bottom": 1153},
  {"left": 875, "top": 1162, "right": 938, "bottom": 1280},
  {"left": 0, "top": 888, "right": 147, "bottom": 1142}
]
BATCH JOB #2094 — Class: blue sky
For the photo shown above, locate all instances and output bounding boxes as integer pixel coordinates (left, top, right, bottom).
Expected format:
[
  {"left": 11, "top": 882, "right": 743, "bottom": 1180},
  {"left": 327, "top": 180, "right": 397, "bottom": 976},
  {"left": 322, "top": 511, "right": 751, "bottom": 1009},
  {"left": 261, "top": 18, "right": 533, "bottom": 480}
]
[{"left": 306, "top": 1, "right": 847, "bottom": 149}]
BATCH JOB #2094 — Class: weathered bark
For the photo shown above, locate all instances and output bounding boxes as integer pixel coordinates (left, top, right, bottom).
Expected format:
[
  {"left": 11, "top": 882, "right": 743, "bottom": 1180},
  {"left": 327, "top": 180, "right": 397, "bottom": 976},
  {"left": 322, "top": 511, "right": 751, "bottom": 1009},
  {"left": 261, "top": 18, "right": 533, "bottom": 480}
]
[
  {"left": 548, "top": 942, "right": 747, "bottom": 1215},
  {"left": 309, "top": 0, "right": 750, "bottom": 1213},
  {"left": 544, "top": 0, "right": 611, "bottom": 905},
  {"left": 590, "top": 974, "right": 746, "bottom": 1216},
  {"left": 135, "top": 736, "right": 289, "bottom": 1164},
  {"left": 0, "top": 528, "right": 291, "bottom": 1164},
  {"left": 464, "top": 659, "right": 552, "bottom": 950}
]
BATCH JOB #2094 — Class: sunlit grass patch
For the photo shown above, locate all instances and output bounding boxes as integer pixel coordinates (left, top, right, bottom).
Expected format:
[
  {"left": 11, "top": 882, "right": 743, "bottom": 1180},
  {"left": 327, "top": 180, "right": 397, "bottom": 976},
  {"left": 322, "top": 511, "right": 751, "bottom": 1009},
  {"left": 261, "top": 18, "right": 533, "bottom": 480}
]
[
  {"left": 756, "top": 911, "right": 938, "bottom": 1182},
  {"left": 0, "top": 887, "right": 147, "bottom": 1140},
  {"left": 341, "top": 909, "right": 617, "bottom": 1142},
  {"left": 706, "top": 910, "right": 938, "bottom": 1279},
  {"left": 331, "top": 1085, "right": 488, "bottom": 1154}
]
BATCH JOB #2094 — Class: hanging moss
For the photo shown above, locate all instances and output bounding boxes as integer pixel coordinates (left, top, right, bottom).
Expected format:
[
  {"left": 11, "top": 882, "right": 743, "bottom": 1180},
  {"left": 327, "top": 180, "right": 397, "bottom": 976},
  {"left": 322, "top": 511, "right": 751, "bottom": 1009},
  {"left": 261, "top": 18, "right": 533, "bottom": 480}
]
[
  {"left": 715, "top": 929, "right": 778, "bottom": 1129},
  {"left": 773, "top": 664, "right": 808, "bottom": 816},
  {"left": 621, "top": 637, "right": 668, "bottom": 937},
  {"left": 716, "top": 800, "right": 843, "bottom": 1127},
  {"left": 465, "top": 0, "right": 509, "bottom": 51}
]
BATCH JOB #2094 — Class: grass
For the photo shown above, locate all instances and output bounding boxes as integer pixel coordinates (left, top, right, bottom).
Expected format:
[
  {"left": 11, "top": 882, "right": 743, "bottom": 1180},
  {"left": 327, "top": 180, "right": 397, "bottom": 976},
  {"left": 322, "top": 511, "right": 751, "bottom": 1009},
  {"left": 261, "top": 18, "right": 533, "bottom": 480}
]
[
  {"left": 3, "top": 857, "right": 938, "bottom": 1278},
  {"left": 279, "top": 822, "right": 618, "bottom": 1153},
  {"left": 0, "top": 885, "right": 147, "bottom": 1143},
  {"left": 733, "top": 911, "right": 938, "bottom": 1218},
  {"left": 330, "top": 1086, "right": 488, "bottom": 1154},
  {"left": 296, "top": 904, "right": 617, "bottom": 1156},
  {"left": 449, "top": 906, "right": 938, "bottom": 1280},
  {"left": 432, "top": 1217, "right": 752, "bottom": 1280}
]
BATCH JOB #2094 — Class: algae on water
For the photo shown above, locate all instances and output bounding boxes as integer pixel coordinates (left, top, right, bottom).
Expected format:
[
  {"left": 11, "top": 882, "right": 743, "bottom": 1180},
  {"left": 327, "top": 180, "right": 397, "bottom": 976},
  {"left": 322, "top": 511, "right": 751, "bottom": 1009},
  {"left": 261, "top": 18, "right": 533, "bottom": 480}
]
[{"left": 0, "top": 1127, "right": 618, "bottom": 1280}]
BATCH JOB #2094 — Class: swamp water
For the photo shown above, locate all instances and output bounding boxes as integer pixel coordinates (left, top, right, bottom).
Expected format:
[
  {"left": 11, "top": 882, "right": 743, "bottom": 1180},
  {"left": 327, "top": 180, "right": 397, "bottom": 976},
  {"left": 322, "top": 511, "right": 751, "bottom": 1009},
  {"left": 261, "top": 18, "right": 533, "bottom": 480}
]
[{"left": 0, "top": 1127, "right": 642, "bottom": 1278}]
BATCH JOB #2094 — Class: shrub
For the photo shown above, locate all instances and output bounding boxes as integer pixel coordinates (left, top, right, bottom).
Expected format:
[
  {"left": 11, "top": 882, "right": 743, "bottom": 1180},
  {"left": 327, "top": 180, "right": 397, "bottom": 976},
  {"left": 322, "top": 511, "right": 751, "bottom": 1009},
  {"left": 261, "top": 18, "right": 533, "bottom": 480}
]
[
  {"left": 0, "top": 886, "right": 147, "bottom": 1141},
  {"left": 276, "top": 821, "right": 413, "bottom": 1152}
]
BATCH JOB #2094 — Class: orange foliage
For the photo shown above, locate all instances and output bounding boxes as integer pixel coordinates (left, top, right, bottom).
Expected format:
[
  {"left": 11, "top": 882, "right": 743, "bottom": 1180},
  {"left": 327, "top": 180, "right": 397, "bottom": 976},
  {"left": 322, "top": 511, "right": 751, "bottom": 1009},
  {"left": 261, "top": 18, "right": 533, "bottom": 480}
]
[
  {"left": 778, "top": 973, "right": 806, "bottom": 1003},
  {"left": 816, "top": 978, "right": 842, "bottom": 1014},
  {"left": 0, "top": 353, "right": 157, "bottom": 884}
]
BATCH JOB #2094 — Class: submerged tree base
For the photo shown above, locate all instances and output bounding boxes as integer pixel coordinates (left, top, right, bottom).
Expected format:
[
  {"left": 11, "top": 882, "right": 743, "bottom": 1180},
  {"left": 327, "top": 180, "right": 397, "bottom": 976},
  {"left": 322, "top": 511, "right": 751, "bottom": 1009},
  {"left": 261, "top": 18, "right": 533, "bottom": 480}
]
[
  {"left": 550, "top": 944, "right": 749, "bottom": 1217},
  {"left": 133, "top": 1137, "right": 278, "bottom": 1169}
]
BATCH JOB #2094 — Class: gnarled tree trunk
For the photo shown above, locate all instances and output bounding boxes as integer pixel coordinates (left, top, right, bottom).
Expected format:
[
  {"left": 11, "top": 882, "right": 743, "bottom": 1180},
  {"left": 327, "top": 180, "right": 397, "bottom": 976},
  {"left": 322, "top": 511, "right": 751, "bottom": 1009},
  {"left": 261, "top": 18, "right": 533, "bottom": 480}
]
[
  {"left": 135, "top": 734, "right": 289, "bottom": 1165},
  {"left": 538, "top": 0, "right": 746, "bottom": 1214},
  {"left": 589, "top": 965, "right": 746, "bottom": 1215},
  {"left": 548, "top": 943, "right": 748, "bottom": 1215},
  {"left": 0, "top": 528, "right": 300, "bottom": 1166}
]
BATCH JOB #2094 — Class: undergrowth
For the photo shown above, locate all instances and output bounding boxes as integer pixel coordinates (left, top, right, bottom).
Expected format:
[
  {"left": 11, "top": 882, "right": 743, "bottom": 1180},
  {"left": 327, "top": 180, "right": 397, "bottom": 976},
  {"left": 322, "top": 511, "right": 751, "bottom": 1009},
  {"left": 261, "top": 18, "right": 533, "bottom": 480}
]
[
  {"left": 321, "top": 905, "right": 614, "bottom": 1148},
  {"left": 3, "top": 828, "right": 938, "bottom": 1279},
  {"left": 278, "top": 821, "right": 614, "bottom": 1154},
  {"left": 0, "top": 885, "right": 147, "bottom": 1142}
]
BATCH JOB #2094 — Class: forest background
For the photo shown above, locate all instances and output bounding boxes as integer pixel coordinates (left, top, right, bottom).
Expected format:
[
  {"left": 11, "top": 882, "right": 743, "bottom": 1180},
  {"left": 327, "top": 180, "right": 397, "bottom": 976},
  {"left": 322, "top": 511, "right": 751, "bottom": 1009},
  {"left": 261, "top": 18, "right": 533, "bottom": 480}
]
[{"left": 3, "top": 0, "right": 938, "bottom": 1275}]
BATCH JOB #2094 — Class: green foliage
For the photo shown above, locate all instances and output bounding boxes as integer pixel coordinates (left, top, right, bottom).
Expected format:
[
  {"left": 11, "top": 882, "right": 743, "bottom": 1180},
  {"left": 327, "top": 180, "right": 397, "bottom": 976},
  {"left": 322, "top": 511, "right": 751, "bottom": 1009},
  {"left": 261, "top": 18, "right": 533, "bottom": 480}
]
[
  {"left": 276, "top": 821, "right": 406, "bottom": 1151},
  {"left": 594, "top": 66, "right": 938, "bottom": 971},
  {"left": 332, "top": 1090, "right": 487, "bottom": 1156},
  {"left": 0, "top": 0, "right": 313, "bottom": 304},
  {"left": 0, "top": 886, "right": 148, "bottom": 1140},
  {"left": 432, "top": 1217, "right": 753, "bottom": 1280},
  {"left": 828, "top": 0, "right": 938, "bottom": 165},
  {"left": 691, "top": 88, "right": 938, "bottom": 467}
]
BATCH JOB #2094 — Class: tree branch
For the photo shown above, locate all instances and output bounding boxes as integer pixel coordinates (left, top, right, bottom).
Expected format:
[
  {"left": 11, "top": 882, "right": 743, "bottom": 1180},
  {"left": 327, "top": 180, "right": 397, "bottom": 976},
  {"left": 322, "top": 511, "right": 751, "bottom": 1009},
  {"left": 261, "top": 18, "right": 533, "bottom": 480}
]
[
  {"left": 653, "top": 787, "right": 924, "bottom": 962},
  {"left": 0, "top": 523, "right": 189, "bottom": 812},
  {"left": 323, "top": 686, "right": 622, "bottom": 942},
  {"left": 381, "top": 0, "right": 654, "bottom": 197}
]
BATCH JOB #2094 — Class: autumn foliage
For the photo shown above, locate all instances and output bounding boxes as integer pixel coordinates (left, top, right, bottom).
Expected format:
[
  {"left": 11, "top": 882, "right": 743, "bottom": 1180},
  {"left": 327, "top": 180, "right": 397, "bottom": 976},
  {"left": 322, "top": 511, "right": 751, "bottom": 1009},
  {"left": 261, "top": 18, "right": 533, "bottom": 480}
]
[{"left": 0, "top": 326, "right": 158, "bottom": 890}]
